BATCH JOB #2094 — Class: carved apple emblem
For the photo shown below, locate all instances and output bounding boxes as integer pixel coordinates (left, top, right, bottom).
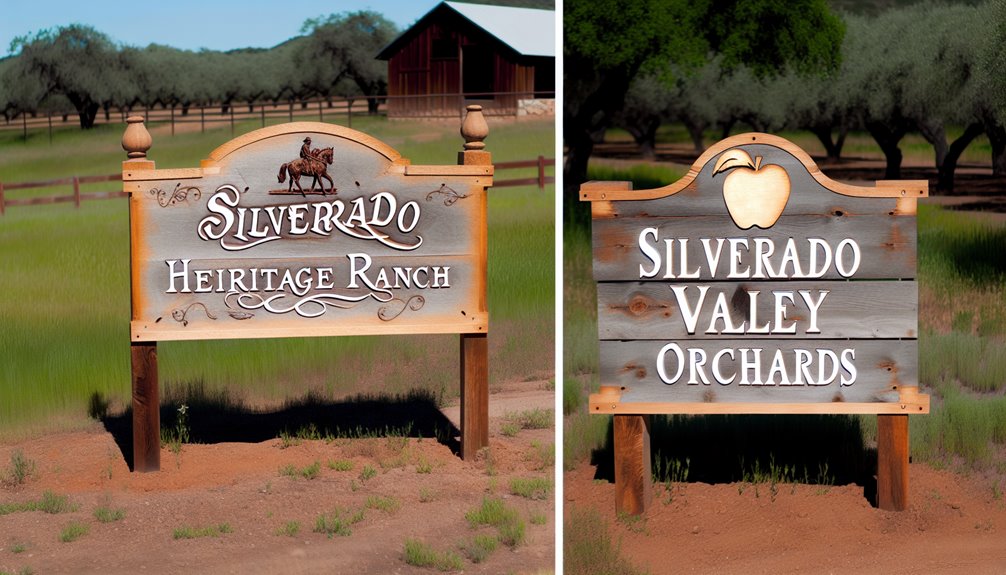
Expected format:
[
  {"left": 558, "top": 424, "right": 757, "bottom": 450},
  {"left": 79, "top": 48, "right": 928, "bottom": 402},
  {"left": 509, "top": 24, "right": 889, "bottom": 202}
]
[{"left": 713, "top": 148, "right": 790, "bottom": 229}]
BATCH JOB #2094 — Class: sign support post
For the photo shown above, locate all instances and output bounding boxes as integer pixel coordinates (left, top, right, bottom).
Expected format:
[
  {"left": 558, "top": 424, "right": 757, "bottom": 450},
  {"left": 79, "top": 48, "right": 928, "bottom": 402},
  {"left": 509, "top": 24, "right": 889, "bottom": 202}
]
[
  {"left": 877, "top": 414, "right": 909, "bottom": 510},
  {"left": 458, "top": 105, "right": 490, "bottom": 460},
  {"left": 123, "top": 116, "right": 160, "bottom": 472}
]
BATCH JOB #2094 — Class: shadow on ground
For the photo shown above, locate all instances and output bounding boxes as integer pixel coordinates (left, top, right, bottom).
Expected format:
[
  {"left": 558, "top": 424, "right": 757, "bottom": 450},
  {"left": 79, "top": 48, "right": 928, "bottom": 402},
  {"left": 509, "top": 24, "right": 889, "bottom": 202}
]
[
  {"left": 99, "top": 382, "right": 460, "bottom": 471},
  {"left": 590, "top": 414, "right": 882, "bottom": 505}
]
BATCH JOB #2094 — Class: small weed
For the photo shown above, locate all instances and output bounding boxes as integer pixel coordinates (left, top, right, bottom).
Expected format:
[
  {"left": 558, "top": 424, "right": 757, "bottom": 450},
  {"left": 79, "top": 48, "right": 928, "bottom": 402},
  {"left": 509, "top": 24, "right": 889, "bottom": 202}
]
[
  {"left": 416, "top": 456, "right": 434, "bottom": 474},
  {"left": 509, "top": 476, "right": 553, "bottom": 500},
  {"left": 314, "top": 508, "right": 364, "bottom": 538},
  {"left": 280, "top": 461, "right": 321, "bottom": 480},
  {"left": 2, "top": 449, "right": 38, "bottom": 487},
  {"left": 0, "top": 491, "right": 77, "bottom": 516},
  {"left": 530, "top": 510, "right": 548, "bottom": 525},
  {"left": 526, "top": 440, "right": 555, "bottom": 471},
  {"left": 386, "top": 435, "right": 409, "bottom": 454},
  {"left": 173, "top": 523, "right": 232, "bottom": 539},
  {"left": 503, "top": 408, "right": 553, "bottom": 430},
  {"left": 94, "top": 505, "right": 125, "bottom": 523},
  {"left": 327, "top": 459, "right": 353, "bottom": 471},
  {"left": 479, "top": 446, "right": 498, "bottom": 477},
  {"left": 59, "top": 521, "right": 89, "bottom": 543},
  {"left": 277, "top": 430, "right": 301, "bottom": 449},
  {"left": 461, "top": 533, "right": 499, "bottom": 563},
  {"left": 616, "top": 510, "right": 647, "bottom": 534},
  {"left": 403, "top": 538, "right": 464, "bottom": 571},
  {"left": 465, "top": 497, "right": 526, "bottom": 547},
  {"left": 419, "top": 488, "right": 436, "bottom": 502},
  {"left": 359, "top": 465, "right": 377, "bottom": 482},
  {"left": 0, "top": 568, "right": 35, "bottom": 575},
  {"left": 275, "top": 520, "right": 300, "bottom": 537},
  {"left": 500, "top": 422, "right": 520, "bottom": 437},
  {"left": 653, "top": 454, "right": 690, "bottom": 504},
  {"left": 10, "top": 542, "right": 27, "bottom": 553},
  {"left": 350, "top": 480, "right": 360, "bottom": 492},
  {"left": 161, "top": 404, "right": 190, "bottom": 455},
  {"left": 993, "top": 481, "right": 1002, "bottom": 501},
  {"left": 365, "top": 495, "right": 401, "bottom": 513}
]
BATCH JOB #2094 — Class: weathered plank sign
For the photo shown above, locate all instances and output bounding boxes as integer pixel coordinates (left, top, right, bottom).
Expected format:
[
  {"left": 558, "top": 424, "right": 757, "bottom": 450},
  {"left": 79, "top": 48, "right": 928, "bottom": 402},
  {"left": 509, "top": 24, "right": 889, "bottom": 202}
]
[
  {"left": 581, "top": 133, "right": 929, "bottom": 513},
  {"left": 122, "top": 107, "right": 492, "bottom": 472}
]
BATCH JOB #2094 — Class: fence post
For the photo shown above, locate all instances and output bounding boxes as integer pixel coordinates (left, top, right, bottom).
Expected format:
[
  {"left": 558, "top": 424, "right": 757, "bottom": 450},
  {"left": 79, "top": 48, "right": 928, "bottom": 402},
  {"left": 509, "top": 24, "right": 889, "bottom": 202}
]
[
  {"left": 537, "top": 155, "right": 546, "bottom": 190},
  {"left": 261, "top": 107, "right": 265, "bottom": 128},
  {"left": 22, "top": 113, "right": 27, "bottom": 142},
  {"left": 347, "top": 99, "right": 353, "bottom": 128},
  {"left": 48, "top": 113, "right": 53, "bottom": 145},
  {"left": 289, "top": 101, "right": 294, "bottom": 122},
  {"left": 200, "top": 107, "right": 205, "bottom": 133},
  {"left": 318, "top": 100, "right": 323, "bottom": 122},
  {"left": 0, "top": 181, "right": 5, "bottom": 216},
  {"left": 230, "top": 106, "right": 235, "bottom": 136},
  {"left": 73, "top": 176, "right": 80, "bottom": 209},
  {"left": 170, "top": 105, "right": 175, "bottom": 136}
]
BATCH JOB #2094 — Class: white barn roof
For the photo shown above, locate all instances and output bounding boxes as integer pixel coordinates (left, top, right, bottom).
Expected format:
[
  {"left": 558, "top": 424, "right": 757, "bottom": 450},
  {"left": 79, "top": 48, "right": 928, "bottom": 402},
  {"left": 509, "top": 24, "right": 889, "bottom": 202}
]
[{"left": 443, "top": 2, "right": 555, "bottom": 58}]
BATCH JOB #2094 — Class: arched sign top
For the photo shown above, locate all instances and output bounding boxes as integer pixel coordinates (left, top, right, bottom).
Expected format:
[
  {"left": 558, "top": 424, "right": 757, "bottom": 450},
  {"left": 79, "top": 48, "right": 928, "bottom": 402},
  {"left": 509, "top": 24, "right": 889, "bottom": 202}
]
[
  {"left": 203, "top": 121, "right": 404, "bottom": 167},
  {"left": 580, "top": 132, "right": 928, "bottom": 202}
]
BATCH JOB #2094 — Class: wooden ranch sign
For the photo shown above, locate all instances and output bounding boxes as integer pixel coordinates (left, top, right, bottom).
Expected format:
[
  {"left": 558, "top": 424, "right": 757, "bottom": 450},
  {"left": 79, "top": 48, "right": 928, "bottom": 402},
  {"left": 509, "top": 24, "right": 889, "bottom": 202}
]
[
  {"left": 121, "top": 107, "right": 493, "bottom": 472},
  {"left": 580, "top": 133, "right": 929, "bottom": 514}
]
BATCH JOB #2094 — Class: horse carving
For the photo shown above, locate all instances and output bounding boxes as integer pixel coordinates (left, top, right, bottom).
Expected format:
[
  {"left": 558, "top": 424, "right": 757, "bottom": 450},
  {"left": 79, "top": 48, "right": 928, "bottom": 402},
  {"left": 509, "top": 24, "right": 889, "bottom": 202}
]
[{"left": 277, "top": 147, "right": 336, "bottom": 196}]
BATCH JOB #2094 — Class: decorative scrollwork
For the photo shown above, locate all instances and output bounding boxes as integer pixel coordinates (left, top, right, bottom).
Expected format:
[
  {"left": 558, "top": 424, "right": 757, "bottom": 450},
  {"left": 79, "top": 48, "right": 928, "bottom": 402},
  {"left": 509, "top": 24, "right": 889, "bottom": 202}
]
[
  {"left": 377, "top": 295, "right": 426, "bottom": 321},
  {"left": 425, "top": 184, "right": 468, "bottom": 206},
  {"left": 150, "top": 182, "right": 202, "bottom": 207},
  {"left": 171, "top": 302, "right": 217, "bottom": 327},
  {"left": 225, "top": 290, "right": 379, "bottom": 319}
]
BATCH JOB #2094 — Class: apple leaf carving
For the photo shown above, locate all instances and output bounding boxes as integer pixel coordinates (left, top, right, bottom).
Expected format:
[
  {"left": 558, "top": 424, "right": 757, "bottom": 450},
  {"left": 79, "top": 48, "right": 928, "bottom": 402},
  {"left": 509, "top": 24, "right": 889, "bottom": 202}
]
[{"left": 712, "top": 149, "right": 756, "bottom": 176}]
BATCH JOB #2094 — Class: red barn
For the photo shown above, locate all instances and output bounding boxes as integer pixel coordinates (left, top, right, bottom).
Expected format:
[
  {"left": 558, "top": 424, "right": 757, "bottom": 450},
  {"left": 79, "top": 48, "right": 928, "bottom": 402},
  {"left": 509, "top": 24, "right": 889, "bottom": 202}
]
[{"left": 376, "top": 1, "right": 555, "bottom": 117}]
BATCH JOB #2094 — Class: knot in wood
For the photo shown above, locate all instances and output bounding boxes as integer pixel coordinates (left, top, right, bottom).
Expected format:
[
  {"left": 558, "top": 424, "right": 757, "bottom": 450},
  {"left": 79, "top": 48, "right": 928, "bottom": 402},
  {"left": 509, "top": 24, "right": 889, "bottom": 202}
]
[{"left": 628, "top": 295, "right": 650, "bottom": 316}]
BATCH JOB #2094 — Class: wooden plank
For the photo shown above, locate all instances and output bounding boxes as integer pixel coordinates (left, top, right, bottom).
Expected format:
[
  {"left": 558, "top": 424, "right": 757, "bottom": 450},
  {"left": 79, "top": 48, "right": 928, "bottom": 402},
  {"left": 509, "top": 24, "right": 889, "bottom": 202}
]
[
  {"left": 592, "top": 214, "right": 917, "bottom": 281},
  {"left": 614, "top": 414, "right": 652, "bottom": 516},
  {"left": 131, "top": 342, "right": 160, "bottom": 472},
  {"left": 877, "top": 414, "right": 909, "bottom": 510},
  {"left": 589, "top": 394, "right": 930, "bottom": 415},
  {"left": 597, "top": 281, "right": 917, "bottom": 340},
  {"left": 598, "top": 191, "right": 904, "bottom": 220},
  {"left": 460, "top": 333, "right": 489, "bottom": 460},
  {"left": 405, "top": 164, "right": 493, "bottom": 176},
  {"left": 599, "top": 339, "right": 918, "bottom": 403},
  {"left": 72, "top": 176, "right": 80, "bottom": 209}
]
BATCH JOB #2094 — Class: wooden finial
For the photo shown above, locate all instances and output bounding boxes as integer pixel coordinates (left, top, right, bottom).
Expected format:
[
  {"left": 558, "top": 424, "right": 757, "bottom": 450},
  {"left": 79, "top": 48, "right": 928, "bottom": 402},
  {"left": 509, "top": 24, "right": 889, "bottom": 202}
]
[
  {"left": 461, "top": 105, "right": 488, "bottom": 151},
  {"left": 122, "top": 115, "right": 152, "bottom": 160}
]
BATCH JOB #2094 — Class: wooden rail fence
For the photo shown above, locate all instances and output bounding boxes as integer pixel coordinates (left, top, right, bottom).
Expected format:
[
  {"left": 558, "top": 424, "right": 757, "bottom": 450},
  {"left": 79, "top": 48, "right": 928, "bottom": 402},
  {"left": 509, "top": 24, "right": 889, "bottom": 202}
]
[{"left": 0, "top": 157, "right": 554, "bottom": 215}]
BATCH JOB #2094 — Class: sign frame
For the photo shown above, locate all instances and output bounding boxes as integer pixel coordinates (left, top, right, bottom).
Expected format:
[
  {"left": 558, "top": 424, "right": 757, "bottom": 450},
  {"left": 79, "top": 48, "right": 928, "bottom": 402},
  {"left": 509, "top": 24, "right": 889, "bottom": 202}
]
[
  {"left": 580, "top": 132, "right": 929, "bottom": 513},
  {"left": 121, "top": 106, "right": 494, "bottom": 472}
]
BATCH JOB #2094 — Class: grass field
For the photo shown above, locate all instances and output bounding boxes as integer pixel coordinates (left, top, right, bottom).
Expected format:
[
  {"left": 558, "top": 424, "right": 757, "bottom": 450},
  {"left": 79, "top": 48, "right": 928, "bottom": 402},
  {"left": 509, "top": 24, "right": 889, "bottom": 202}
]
[
  {"left": 0, "top": 114, "right": 554, "bottom": 437},
  {"left": 563, "top": 162, "right": 1006, "bottom": 479}
]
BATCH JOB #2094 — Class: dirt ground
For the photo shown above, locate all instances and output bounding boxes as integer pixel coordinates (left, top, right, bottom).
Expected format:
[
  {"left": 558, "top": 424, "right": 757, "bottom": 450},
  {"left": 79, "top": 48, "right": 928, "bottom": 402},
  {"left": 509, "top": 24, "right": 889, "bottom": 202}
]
[
  {"left": 0, "top": 380, "right": 555, "bottom": 575},
  {"left": 566, "top": 462, "right": 1006, "bottom": 574}
]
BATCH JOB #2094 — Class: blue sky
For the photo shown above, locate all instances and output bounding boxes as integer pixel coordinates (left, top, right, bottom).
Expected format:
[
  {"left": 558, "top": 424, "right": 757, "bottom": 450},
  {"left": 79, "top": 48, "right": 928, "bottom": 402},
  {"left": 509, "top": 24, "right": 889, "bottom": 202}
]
[{"left": 1, "top": 0, "right": 435, "bottom": 53}]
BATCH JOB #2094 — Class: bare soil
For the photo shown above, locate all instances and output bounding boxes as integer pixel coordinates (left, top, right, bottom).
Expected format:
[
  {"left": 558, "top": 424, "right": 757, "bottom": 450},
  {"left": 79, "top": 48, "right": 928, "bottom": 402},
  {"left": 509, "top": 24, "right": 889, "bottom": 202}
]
[
  {"left": 566, "top": 463, "right": 1006, "bottom": 574},
  {"left": 0, "top": 380, "right": 554, "bottom": 574}
]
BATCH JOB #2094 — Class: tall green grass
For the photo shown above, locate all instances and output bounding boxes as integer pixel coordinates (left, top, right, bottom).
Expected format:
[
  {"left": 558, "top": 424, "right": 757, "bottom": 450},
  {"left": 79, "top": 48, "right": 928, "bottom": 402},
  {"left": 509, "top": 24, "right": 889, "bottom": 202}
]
[{"left": 0, "top": 116, "right": 553, "bottom": 436}]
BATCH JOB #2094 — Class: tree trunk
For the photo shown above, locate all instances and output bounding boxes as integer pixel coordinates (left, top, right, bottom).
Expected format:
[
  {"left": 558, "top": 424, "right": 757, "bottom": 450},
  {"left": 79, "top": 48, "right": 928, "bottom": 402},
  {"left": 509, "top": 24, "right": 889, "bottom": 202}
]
[
  {"left": 937, "top": 123, "right": 984, "bottom": 194},
  {"left": 367, "top": 97, "right": 380, "bottom": 114},
  {"left": 682, "top": 118, "right": 706, "bottom": 153},
  {"left": 916, "top": 119, "right": 948, "bottom": 171},
  {"left": 720, "top": 120, "right": 735, "bottom": 141},
  {"left": 866, "top": 121, "right": 908, "bottom": 180},
  {"left": 626, "top": 117, "right": 660, "bottom": 160},
  {"left": 986, "top": 123, "right": 1006, "bottom": 176},
  {"left": 66, "top": 93, "right": 99, "bottom": 129},
  {"left": 810, "top": 125, "right": 846, "bottom": 161},
  {"left": 103, "top": 102, "right": 111, "bottom": 122}
]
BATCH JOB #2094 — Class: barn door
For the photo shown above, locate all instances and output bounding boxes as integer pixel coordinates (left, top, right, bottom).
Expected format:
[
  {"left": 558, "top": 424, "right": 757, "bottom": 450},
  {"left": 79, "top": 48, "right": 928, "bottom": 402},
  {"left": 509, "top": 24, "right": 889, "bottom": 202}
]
[{"left": 462, "top": 45, "right": 494, "bottom": 99}]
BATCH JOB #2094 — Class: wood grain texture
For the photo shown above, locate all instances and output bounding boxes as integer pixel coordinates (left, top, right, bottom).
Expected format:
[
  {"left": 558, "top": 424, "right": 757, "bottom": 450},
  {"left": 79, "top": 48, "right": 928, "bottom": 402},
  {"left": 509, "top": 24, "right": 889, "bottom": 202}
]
[
  {"left": 597, "top": 281, "right": 917, "bottom": 340},
  {"left": 589, "top": 394, "right": 930, "bottom": 415},
  {"left": 614, "top": 415, "right": 652, "bottom": 516},
  {"left": 460, "top": 333, "right": 489, "bottom": 460},
  {"left": 592, "top": 213, "right": 917, "bottom": 282},
  {"left": 204, "top": 122, "right": 402, "bottom": 165},
  {"left": 580, "top": 133, "right": 928, "bottom": 202},
  {"left": 131, "top": 342, "right": 160, "bottom": 473},
  {"left": 877, "top": 414, "right": 910, "bottom": 511},
  {"left": 599, "top": 339, "right": 918, "bottom": 404}
]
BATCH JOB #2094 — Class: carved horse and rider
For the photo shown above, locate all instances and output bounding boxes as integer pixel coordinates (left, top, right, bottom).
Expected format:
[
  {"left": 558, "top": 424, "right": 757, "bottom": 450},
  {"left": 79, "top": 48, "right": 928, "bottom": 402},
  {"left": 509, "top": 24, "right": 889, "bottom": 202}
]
[{"left": 277, "top": 137, "right": 337, "bottom": 195}]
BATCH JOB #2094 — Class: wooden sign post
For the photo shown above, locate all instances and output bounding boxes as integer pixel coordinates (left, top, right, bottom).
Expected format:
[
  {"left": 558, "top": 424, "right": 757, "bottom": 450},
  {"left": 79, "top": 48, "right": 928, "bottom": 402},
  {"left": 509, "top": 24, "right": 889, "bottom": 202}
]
[
  {"left": 121, "top": 106, "right": 493, "bottom": 472},
  {"left": 581, "top": 133, "right": 929, "bottom": 514}
]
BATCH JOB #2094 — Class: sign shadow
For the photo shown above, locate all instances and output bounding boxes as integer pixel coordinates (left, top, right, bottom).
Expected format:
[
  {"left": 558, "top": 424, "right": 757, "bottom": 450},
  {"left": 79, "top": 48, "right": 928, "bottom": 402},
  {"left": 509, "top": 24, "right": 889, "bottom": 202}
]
[{"left": 99, "top": 386, "right": 460, "bottom": 471}]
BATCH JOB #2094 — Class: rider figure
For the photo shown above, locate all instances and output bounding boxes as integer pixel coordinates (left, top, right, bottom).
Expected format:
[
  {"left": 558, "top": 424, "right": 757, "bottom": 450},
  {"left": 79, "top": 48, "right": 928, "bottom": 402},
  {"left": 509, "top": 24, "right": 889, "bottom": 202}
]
[{"left": 300, "top": 137, "right": 321, "bottom": 164}]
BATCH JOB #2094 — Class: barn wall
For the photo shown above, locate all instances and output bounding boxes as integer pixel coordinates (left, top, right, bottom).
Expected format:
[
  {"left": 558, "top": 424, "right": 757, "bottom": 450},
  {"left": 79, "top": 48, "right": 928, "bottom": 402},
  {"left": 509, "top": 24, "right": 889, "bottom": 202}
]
[{"left": 384, "top": 9, "right": 551, "bottom": 117}]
